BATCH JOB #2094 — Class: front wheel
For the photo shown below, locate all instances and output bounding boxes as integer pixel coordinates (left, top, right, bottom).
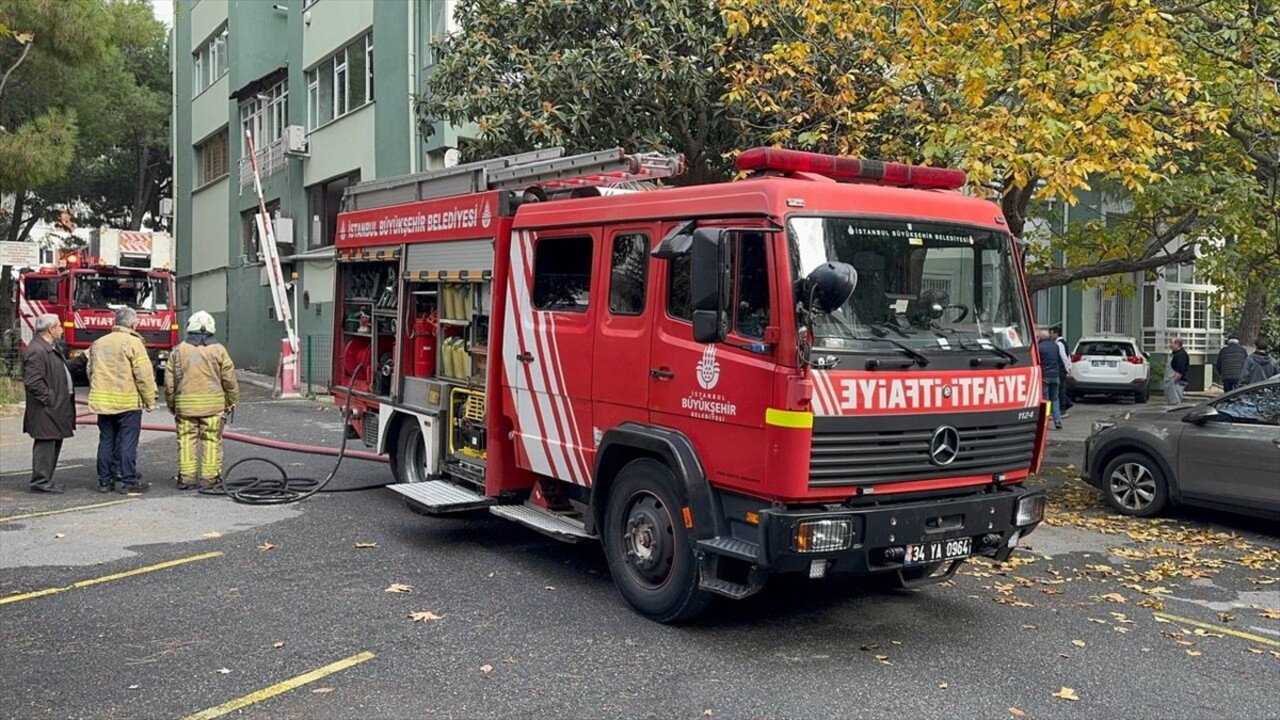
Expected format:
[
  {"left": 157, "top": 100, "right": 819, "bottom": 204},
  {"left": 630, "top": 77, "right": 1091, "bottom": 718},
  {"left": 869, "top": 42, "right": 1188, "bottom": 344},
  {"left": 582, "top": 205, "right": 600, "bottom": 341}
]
[
  {"left": 602, "top": 458, "right": 712, "bottom": 623},
  {"left": 1102, "top": 452, "right": 1169, "bottom": 517}
]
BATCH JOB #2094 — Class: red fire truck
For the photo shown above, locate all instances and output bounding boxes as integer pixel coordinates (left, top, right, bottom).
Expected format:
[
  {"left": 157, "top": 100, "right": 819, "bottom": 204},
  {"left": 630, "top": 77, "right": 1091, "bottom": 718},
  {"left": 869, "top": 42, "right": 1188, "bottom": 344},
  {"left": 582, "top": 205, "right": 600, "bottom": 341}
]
[
  {"left": 14, "top": 229, "right": 178, "bottom": 380},
  {"left": 331, "top": 147, "right": 1049, "bottom": 621}
]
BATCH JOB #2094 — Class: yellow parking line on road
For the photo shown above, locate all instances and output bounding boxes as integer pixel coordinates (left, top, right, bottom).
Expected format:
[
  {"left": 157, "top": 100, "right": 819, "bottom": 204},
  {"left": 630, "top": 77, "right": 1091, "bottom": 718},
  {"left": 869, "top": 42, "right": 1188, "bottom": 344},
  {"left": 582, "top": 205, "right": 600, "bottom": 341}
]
[
  {"left": 0, "top": 463, "right": 84, "bottom": 478},
  {"left": 0, "top": 551, "right": 223, "bottom": 606},
  {"left": 1154, "top": 611, "right": 1280, "bottom": 648},
  {"left": 182, "top": 651, "right": 376, "bottom": 720},
  {"left": 0, "top": 498, "right": 136, "bottom": 523}
]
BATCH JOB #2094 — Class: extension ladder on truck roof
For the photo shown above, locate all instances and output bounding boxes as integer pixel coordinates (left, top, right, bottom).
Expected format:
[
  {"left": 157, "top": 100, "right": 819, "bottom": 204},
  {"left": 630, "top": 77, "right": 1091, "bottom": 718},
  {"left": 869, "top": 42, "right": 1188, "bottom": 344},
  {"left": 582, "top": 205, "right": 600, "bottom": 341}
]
[{"left": 343, "top": 147, "right": 684, "bottom": 210}]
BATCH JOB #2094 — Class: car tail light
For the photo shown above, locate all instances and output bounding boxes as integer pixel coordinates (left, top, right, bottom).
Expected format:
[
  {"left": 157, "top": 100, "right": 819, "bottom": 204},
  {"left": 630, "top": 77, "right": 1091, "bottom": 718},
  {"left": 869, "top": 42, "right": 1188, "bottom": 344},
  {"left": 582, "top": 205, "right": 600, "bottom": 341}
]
[
  {"left": 1070, "top": 353, "right": 1082, "bottom": 362},
  {"left": 735, "top": 148, "right": 966, "bottom": 189},
  {"left": 1126, "top": 355, "right": 1143, "bottom": 365}
]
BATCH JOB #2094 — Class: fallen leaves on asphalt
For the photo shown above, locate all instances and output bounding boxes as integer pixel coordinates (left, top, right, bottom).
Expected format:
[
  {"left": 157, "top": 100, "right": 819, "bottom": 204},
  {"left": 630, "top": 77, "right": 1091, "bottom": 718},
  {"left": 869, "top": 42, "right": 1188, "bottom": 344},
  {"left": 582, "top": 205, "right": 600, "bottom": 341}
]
[
  {"left": 938, "top": 682, "right": 948, "bottom": 689},
  {"left": 354, "top": 542, "right": 378, "bottom": 548},
  {"left": 202, "top": 531, "right": 222, "bottom": 539},
  {"left": 1071, "top": 639, "right": 1086, "bottom": 648},
  {"left": 312, "top": 687, "right": 333, "bottom": 695},
  {"left": 1260, "top": 609, "right": 1280, "bottom": 620},
  {"left": 408, "top": 611, "right": 443, "bottom": 622},
  {"left": 215, "top": 668, "right": 231, "bottom": 675},
  {"left": 258, "top": 542, "right": 275, "bottom": 551},
  {"left": 384, "top": 583, "right": 413, "bottom": 594},
  {"left": 272, "top": 641, "right": 285, "bottom": 649},
  {"left": 1009, "top": 708, "right": 1026, "bottom": 718},
  {"left": 53, "top": 533, "right": 65, "bottom": 539},
  {"left": 1052, "top": 686, "right": 1081, "bottom": 701},
  {"left": 480, "top": 664, "right": 493, "bottom": 675}
]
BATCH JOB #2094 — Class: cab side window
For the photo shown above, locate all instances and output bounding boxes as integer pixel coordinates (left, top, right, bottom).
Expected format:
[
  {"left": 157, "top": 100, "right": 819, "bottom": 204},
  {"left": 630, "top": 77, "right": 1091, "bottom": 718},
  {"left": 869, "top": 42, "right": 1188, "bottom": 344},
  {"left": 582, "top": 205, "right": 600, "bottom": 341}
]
[
  {"left": 608, "top": 233, "right": 648, "bottom": 316},
  {"left": 667, "top": 231, "right": 770, "bottom": 339},
  {"left": 735, "top": 232, "right": 770, "bottom": 339},
  {"left": 533, "top": 236, "right": 593, "bottom": 312},
  {"left": 24, "top": 278, "right": 59, "bottom": 302}
]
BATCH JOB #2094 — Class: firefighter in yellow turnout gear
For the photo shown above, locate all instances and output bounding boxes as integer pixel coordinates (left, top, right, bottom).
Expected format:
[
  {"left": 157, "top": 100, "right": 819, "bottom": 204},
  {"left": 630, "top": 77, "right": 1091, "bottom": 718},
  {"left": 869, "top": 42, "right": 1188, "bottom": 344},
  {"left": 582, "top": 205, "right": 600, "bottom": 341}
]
[{"left": 164, "top": 311, "right": 239, "bottom": 489}]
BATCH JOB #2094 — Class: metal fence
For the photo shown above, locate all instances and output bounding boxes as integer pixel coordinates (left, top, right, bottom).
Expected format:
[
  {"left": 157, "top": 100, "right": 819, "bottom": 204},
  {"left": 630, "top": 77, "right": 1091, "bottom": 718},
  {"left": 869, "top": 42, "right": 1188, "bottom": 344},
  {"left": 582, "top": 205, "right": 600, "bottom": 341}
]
[{"left": 302, "top": 334, "right": 333, "bottom": 397}]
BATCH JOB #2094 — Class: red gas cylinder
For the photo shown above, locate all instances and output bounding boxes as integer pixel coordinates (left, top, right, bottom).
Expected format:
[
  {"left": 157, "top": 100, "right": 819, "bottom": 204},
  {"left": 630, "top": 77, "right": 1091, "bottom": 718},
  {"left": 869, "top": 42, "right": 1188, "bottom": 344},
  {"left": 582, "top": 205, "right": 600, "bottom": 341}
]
[{"left": 411, "top": 313, "right": 437, "bottom": 378}]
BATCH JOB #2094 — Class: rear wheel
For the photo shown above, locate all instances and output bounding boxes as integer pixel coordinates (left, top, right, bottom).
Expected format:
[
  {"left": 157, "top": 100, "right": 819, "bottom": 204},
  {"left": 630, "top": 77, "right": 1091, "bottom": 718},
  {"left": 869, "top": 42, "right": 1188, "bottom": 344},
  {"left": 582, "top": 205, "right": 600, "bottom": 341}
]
[
  {"left": 1134, "top": 386, "right": 1149, "bottom": 404},
  {"left": 602, "top": 458, "right": 712, "bottom": 623},
  {"left": 1102, "top": 452, "right": 1169, "bottom": 517},
  {"left": 390, "top": 419, "right": 428, "bottom": 485}
]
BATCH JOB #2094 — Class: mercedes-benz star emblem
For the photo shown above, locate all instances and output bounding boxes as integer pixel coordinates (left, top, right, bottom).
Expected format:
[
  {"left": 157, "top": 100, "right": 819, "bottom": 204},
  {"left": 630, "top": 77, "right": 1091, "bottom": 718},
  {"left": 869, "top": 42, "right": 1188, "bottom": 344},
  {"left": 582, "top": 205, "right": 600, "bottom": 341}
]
[{"left": 929, "top": 425, "right": 961, "bottom": 466}]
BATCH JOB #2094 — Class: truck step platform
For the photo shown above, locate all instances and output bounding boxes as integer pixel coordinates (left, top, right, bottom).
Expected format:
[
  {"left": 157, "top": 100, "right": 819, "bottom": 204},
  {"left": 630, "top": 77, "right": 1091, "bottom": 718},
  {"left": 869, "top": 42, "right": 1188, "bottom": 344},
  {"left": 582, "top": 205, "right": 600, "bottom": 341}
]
[
  {"left": 388, "top": 480, "right": 495, "bottom": 514},
  {"left": 697, "top": 536, "right": 761, "bottom": 562},
  {"left": 489, "top": 503, "right": 594, "bottom": 543}
]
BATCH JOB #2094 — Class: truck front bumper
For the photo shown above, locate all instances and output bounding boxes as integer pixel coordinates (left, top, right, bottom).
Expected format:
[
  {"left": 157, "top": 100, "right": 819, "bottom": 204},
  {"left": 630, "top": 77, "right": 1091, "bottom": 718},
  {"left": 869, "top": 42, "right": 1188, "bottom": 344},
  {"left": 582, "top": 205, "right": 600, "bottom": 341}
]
[{"left": 696, "top": 487, "right": 1046, "bottom": 596}]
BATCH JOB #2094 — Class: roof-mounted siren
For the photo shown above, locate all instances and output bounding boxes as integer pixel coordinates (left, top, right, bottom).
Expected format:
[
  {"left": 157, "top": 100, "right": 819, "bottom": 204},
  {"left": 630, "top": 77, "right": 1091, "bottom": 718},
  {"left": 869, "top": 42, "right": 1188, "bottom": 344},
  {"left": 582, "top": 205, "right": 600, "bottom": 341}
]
[{"left": 736, "top": 147, "right": 966, "bottom": 190}]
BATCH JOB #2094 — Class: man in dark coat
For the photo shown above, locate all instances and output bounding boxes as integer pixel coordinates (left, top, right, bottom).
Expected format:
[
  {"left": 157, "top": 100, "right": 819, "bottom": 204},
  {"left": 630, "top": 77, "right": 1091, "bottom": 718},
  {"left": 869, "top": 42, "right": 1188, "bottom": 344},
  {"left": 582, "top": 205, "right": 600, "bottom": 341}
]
[
  {"left": 1215, "top": 334, "right": 1248, "bottom": 392},
  {"left": 22, "top": 313, "right": 84, "bottom": 493}
]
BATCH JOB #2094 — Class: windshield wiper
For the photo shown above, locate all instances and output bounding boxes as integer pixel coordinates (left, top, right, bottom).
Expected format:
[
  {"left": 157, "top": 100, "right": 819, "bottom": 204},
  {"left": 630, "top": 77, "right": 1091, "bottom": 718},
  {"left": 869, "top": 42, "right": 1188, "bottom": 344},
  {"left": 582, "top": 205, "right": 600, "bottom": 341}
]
[
  {"left": 850, "top": 336, "right": 930, "bottom": 367},
  {"left": 949, "top": 337, "right": 1018, "bottom": 366}
]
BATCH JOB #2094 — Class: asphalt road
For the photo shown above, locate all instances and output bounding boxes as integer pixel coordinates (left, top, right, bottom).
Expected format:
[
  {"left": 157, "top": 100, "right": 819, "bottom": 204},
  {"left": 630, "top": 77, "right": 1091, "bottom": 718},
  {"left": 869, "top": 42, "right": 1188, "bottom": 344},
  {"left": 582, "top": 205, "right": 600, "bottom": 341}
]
[{"left": 2, "top": 386, "right": 1277, "bottom": 719}]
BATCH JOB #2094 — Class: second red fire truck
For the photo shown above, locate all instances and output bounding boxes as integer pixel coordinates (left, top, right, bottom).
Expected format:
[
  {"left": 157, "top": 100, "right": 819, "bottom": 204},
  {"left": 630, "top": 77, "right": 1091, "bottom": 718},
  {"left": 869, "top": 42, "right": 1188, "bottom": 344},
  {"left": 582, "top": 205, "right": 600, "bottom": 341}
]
[{"left": 331, "top": 147, "right": 1048, "bottom": 621}]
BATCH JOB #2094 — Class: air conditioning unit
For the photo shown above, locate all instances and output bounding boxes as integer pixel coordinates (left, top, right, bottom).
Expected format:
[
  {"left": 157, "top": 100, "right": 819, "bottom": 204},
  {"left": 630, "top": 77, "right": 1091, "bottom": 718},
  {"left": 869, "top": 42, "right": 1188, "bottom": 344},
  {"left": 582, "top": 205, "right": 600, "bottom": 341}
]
[
  {"left": 273, "top": 217, "right": 295, "bottom": 247},
  {"left": 158, "top": 198, "right": 174, "bottom": 217},
  {"left": 284, "top": 125, "right": 309, "bottom": 156}
]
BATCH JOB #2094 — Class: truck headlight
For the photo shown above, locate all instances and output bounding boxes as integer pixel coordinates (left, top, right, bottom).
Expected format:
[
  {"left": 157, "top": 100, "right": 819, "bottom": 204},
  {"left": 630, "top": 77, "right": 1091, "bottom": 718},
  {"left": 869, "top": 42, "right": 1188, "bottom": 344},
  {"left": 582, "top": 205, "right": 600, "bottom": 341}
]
[
  {"left": 1015, "top": 493, "right": 1046, "bottom": 526},
  {"left": 1091, "top": 420, "right": 1116, "bottom": 435},
  {"left": 794, "top": 519, "right": 854, "bottom": 553}
]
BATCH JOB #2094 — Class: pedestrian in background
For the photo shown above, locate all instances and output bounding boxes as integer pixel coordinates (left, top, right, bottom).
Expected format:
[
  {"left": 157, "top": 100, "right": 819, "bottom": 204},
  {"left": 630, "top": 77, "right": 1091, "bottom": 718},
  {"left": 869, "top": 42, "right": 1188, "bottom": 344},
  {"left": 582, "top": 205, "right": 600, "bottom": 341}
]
[
  {"left": 21, "top": 314, "right": 86, "bottom": 493},
  {"left": 1239, "top": 337, "right": 1280, "bottom": 387},
  {"left": 1037, "top": 329, "right": 1070, "bottom": 430},
  {"left": 1050, "top": 326, "right": 1073, "bottom": 416},
  {"left": 165, "top": 311, "right": 239, "bottom": 490},
  {"left": 1165, "top": 337, "right": 1190, "bottom": 406},
  {"left": 1214, "top": 334, "right": 1248, "bottom": 392},
  {"left": 87, "top": 307, "right": 157, "bottom": 494}
]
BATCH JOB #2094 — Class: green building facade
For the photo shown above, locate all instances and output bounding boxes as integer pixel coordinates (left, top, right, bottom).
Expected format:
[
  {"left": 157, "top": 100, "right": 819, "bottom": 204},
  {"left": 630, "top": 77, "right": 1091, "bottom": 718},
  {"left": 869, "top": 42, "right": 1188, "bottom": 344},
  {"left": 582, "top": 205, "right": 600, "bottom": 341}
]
[{"left": 172, "top": 0, "right": 465, "bottom": 380}]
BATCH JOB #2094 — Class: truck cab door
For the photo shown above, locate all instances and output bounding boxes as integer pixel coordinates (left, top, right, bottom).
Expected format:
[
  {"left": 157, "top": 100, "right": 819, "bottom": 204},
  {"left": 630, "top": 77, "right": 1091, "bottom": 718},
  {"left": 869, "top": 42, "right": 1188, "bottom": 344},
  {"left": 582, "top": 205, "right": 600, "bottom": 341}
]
[
  {"left": 647, "top": 228, "right": 778, "bottom": 495},
  {"left": 506, "top": 229, "right": 597, "bottom": 485},
  {"left": 591, "top": 228, "right": 655, "bottom": 433}
]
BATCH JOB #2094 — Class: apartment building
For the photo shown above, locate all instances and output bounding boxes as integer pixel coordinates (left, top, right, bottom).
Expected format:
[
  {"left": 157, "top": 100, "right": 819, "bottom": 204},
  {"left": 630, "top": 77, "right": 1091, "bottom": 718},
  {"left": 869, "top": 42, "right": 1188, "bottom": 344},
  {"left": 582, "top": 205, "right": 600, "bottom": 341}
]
[{"left": 172, "top": 0, "right": 465, "bottom": 374}]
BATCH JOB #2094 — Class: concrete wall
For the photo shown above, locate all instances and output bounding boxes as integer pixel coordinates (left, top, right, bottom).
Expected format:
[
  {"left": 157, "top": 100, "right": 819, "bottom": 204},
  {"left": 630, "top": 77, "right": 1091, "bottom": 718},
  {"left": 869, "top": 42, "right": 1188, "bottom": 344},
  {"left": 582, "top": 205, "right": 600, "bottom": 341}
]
[
  {"left": 302, "top": 0, "right": 375, "bottom": 69},
  {"left": 304, "top": 105, "right": 377, "bottom": 186}
]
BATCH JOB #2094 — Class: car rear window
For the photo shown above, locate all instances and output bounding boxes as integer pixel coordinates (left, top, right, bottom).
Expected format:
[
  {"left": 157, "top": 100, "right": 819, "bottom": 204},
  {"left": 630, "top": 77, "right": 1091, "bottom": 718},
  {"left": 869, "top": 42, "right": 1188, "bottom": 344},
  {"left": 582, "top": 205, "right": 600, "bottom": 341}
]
[{"left": 1076, "top": 341, "right": 1134, "bottom": 356}]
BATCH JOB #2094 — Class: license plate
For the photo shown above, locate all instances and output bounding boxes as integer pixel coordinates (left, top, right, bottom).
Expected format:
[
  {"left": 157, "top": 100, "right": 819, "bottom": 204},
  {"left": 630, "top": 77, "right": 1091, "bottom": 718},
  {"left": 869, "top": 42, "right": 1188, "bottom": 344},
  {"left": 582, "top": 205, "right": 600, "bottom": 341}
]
[
  {"left": 1092, "top": 360, "right": 1117, "bottom": 367},
  {"left": 904, "top": 537, "right": 972, "bottom": 565}
]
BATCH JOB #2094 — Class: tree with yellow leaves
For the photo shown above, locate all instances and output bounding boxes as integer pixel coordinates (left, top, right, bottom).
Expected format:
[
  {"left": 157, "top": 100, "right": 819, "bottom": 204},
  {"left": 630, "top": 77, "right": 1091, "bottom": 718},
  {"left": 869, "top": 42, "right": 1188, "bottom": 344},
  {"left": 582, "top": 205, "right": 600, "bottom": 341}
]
[{"left": 721, "top": 0, "right": 1230, "bottom": 293}]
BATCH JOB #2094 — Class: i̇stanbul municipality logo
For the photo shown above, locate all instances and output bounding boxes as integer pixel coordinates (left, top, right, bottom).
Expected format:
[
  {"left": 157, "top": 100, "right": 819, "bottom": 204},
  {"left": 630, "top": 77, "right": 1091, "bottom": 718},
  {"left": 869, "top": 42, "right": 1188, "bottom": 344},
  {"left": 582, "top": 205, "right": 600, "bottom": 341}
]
[{"left": 696, "top": 345, "right": 721, "bottom": 390}]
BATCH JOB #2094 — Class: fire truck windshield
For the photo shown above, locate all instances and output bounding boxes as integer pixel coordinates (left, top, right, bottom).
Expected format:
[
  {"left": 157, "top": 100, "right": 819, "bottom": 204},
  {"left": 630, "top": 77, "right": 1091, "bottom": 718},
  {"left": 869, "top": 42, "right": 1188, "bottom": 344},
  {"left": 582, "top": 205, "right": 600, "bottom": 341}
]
[
  {"left": 788, "top": 217, "right": 1031, "bottom": 354},
  {"left": 74, "top": 274, "right": 171, "bottom": 311}
]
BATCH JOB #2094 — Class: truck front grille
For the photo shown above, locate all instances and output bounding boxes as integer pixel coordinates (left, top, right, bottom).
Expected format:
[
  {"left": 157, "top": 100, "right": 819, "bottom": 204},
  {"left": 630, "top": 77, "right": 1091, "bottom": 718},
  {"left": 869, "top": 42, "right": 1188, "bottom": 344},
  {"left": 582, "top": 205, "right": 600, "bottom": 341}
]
[{"left": 809, "top": 412, "right": 1036, "bottom": 488}]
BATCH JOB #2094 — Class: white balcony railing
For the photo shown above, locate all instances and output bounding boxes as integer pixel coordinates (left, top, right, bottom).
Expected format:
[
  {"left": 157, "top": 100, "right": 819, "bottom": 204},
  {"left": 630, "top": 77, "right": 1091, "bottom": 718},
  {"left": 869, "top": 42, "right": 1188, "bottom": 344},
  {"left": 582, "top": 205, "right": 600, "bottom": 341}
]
[{"left": 239, "top": 137, "right": 287, "bottom": 190}]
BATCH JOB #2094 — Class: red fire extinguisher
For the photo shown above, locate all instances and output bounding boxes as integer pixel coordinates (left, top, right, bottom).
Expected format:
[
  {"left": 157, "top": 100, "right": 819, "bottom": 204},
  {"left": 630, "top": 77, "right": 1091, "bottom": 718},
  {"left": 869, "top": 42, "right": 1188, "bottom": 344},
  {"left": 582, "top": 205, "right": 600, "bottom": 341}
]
[{"left": 411, "top": 312, "right": 437, "bottom": 378}]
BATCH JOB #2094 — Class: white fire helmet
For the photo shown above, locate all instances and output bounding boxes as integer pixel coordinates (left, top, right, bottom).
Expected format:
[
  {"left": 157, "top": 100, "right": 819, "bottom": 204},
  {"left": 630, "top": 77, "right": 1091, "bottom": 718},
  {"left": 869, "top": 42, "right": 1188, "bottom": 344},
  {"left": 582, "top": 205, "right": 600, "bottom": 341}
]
[{"left": 187, "top": 310, "right": 216, "bottom": 335}]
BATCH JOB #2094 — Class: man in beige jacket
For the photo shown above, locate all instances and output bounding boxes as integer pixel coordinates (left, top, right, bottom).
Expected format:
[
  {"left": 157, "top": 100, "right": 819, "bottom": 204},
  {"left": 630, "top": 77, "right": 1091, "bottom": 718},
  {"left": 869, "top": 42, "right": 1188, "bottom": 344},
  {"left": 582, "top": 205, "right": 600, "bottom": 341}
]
[
  {"left": 165, "top": 311, "right": 239, "bottom": 489},
  {"left": 87, "top": 307, "right": 157, "bottom": 494}
]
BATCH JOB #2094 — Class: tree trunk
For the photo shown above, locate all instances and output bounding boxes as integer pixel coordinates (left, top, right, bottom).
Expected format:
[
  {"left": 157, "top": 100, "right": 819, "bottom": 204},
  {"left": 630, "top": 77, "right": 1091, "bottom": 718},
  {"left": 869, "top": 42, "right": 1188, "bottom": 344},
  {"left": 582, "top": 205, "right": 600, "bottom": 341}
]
[
  {"left": 1236, "top": 280, "right": 1267, "bottom": 346},
  {"left": 0, "top": 270, "right": 12, "bottom": 345},
  {"left": 5, "top": 190, "right": 26, "bottom": 243}
]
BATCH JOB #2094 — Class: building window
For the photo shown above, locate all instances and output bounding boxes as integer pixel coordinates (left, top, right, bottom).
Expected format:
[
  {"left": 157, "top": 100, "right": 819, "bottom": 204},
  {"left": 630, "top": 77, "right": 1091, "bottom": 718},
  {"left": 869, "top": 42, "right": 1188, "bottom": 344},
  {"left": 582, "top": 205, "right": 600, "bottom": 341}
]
[
  {"left": 193, "top": 24, "right": 228, "bottom": 94},
  {"left": 242, "top": 201, "right": 280, "bottom": 259},
  {"left": 239, "top": 80, "right": 288, "bottom": 154},
  {"left": 1165, "top": 289, "right": 1221, "bottom": 331},
  {"left": 1094, "top": 289, "right": 1129, "bottom": 335},
  {"left": 608, "top": 233, "right": 648, "bottom": 315},
  {"left": 533, "top": 236, "right": 593, "bottom": 312},
  {"left": 307, "top": 172, "right": 359, "bottom": 249},
  {"left": 196, "top": 129, "right": 229, "bottom": 186},
  {"left": 306, "top": 32, "right": 374, "bottom": 130}
]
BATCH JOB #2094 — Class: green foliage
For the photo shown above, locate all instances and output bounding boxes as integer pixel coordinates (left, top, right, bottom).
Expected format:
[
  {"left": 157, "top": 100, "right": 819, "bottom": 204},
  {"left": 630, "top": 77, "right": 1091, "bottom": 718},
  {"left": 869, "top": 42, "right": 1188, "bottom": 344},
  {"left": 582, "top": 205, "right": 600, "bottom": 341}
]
[
  {"left": 0, "top": 107, "right": 78, "bottom": 189},
  {"left": 415, "top": 0, "right": 743, "bottom": 184}
]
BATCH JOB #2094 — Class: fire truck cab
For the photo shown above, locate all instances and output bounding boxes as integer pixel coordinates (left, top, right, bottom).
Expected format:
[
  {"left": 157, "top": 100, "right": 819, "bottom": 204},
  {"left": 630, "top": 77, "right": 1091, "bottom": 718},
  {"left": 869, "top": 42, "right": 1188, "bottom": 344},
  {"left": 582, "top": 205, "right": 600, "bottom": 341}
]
[
  {"left": 14, "top": 230, "right": 178, "bottom": 380},
  {"left": 332, "top": 147, "right": 1048, "bottom": 622}
]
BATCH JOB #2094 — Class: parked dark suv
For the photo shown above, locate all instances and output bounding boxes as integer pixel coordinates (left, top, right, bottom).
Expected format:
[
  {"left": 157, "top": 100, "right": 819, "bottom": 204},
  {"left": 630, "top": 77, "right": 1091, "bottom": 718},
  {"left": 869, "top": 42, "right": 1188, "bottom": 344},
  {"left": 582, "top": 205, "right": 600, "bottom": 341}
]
[{"left": 1082, "top": 377, "right": 1280, "bottom": 519}]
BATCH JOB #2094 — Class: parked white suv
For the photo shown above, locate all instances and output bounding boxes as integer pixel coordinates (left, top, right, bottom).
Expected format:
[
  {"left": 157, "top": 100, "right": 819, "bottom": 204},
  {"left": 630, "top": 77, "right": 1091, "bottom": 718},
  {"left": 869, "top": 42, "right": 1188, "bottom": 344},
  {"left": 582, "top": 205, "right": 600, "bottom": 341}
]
[{"left": 1066, "top": 335, "right": 1151, "bottom": 403}]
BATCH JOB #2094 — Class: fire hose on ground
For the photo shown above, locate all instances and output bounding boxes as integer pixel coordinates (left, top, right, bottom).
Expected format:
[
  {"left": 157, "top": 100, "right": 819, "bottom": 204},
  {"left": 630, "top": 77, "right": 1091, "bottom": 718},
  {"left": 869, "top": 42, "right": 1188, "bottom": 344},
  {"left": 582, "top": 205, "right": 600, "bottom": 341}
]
[{"left": 72, "top": 366, "right": 390, "bottom": 505}]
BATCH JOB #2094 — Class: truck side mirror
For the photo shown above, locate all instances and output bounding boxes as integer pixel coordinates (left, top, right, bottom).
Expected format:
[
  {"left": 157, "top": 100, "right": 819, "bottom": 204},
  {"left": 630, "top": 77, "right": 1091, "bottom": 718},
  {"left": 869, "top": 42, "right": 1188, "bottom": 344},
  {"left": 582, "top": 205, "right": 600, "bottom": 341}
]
[{"left": 690, "top": 228, "right": 730, "bottom": 344}]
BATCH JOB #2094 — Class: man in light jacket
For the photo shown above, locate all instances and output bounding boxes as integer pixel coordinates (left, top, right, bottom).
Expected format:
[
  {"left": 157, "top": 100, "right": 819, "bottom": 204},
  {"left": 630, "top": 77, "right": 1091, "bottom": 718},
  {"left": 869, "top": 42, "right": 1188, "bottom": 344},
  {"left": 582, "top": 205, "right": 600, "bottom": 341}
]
[{"left": 87, "top": 307, "right": 157, "bottom": 494}]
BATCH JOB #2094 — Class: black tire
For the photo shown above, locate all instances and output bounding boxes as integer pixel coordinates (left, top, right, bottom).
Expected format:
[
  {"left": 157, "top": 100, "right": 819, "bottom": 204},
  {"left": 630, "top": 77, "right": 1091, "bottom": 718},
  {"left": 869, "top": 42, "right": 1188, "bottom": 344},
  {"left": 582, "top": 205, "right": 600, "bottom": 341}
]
[
  {"left": 389, "top": 419, "right": 428, "bottom": 485},
  {"left": 1134, "top": 387, "right": 1149, "bottom": 404},
  {"left": 602, "top": 458, "right": 712, "bottom": 623},
  {"left": 1101, "top": 452, "right": 1169, "bottom": 517}
]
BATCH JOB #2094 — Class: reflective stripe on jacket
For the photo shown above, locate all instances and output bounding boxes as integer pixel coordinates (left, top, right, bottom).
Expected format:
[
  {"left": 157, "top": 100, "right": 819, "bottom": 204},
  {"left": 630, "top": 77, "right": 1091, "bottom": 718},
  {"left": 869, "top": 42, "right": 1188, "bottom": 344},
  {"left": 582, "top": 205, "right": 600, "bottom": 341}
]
[
  {"left": 165, "top": 341, "right": 239, "bottom": 417},
  {"left": 87, "top": 327, "right": 157, "bottom": 414}
]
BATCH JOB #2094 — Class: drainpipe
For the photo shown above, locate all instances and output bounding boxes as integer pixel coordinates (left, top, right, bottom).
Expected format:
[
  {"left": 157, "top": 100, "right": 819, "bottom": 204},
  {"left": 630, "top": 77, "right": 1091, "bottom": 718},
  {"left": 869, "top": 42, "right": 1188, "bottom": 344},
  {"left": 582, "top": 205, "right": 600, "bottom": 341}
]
[{"left": 407, "top": 0, "right": 418, "bottom": 175}]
